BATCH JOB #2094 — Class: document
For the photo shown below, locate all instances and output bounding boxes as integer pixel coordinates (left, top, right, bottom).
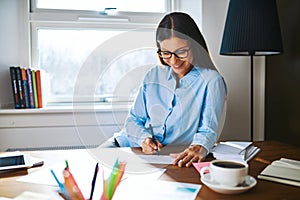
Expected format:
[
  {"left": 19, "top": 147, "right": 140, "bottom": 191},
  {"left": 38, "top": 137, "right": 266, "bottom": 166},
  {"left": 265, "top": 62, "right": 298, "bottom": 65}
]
[
  {"left": 0, "top": 191, "right": 50, "bottom": 200},
  {"left": 17, "top": 161, "right": 166, "bottom": 200},
  {"left": 89, "top": 147, "right": 172, "bottom": 174},
  {"left": 137, "top": 155, "right": 175, "bottom": 164},
  {"left": 258, "top": 158, "right": 300, "bottom": 187},
  {"left": 192, "top": 162, "right": 210, "bottom": 173},
  {"left": 113, "top": 179, "right": 201, "bottom": 200}
]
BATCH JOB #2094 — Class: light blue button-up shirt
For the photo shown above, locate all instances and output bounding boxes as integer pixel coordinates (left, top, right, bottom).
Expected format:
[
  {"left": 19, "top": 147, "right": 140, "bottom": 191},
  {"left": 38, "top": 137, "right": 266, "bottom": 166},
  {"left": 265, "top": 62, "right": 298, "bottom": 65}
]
[{"left": 114, "top": 65, "right": 227, "bottom": 153}]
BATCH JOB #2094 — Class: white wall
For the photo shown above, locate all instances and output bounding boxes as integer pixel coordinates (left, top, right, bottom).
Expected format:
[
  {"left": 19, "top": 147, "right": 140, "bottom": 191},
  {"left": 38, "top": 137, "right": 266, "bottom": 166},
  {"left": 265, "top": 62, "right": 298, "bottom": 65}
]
[
  {"left": 0, "top": 0, "right": 30, "bottom": 108},
  {"left": 0, "top": 0, "right": 265, "bottom": 151},
  {"left": 202, "top": 0, "right": 265, "bottom": 141}
]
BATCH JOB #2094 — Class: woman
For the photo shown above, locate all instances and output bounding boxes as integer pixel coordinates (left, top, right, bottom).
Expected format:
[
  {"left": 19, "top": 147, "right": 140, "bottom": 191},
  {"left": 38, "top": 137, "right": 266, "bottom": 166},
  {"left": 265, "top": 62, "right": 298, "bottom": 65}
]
[{"left": 111, "top": 12, "right": 227, "bottom": 167}]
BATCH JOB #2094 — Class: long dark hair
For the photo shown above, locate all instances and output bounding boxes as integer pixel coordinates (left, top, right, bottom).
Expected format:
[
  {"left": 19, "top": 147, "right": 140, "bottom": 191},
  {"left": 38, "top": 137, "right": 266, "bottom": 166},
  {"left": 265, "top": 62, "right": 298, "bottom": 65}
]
[{"left": 156, "top": 12, "right": 213, "bottom": 69}]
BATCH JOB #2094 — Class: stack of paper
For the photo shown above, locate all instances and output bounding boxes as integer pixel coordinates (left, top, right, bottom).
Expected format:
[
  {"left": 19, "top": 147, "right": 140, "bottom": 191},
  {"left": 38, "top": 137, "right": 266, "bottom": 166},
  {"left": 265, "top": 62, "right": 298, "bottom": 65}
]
[
  {"left": 211, "top": 141, "right": 260, "bottom": 162},
  {"left": 258, "top": 158, "right": 300, "bottom": 187}
]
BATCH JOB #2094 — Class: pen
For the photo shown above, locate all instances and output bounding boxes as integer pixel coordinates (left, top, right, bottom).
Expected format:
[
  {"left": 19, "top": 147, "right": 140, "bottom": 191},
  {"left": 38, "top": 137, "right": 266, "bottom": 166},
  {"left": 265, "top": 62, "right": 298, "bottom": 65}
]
[
  {"left": 89, "top": 162, "right": 99, "bottom": 200},
  {"left": 50, "top": 169, "right": 71, "bottom": 200},
  {"left": 255, "top": 157, "right": 272, "bottom": 165},
  {"left": 50, "top": 169, "right": 65, "bottom": 193},
  {"left": 149, "top": 124, "right": 158, "bottom": 154}
]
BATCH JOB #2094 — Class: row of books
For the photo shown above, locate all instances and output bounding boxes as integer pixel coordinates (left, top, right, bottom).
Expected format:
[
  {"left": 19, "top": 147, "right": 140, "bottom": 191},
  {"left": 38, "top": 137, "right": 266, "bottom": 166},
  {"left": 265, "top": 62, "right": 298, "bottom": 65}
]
[{"left": 9, "top": 66, "right": 43, "bottom": 109}]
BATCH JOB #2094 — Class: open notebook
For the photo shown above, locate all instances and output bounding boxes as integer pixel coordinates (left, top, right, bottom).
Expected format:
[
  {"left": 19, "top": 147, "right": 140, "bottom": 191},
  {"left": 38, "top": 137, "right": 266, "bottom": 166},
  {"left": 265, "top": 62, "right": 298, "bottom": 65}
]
[{"left": 258, "top": 158, "right": 300, "bottom": 187}]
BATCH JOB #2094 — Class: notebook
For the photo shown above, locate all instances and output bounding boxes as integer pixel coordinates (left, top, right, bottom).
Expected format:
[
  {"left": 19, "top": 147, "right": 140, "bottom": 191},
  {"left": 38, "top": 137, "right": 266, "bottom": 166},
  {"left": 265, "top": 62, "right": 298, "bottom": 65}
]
[
  {"left": 258, "top": 158, "right": 300, "bottom": 187},
  {"left": 211, "top": 141, "right": 260, "bottom": 162}
]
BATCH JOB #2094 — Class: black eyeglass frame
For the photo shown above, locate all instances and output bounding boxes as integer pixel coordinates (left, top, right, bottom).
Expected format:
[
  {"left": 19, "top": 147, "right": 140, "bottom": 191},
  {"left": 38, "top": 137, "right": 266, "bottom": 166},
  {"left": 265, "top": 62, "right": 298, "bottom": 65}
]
[{"left": 157, "top": 48, "right": 191, "bottom": 59}]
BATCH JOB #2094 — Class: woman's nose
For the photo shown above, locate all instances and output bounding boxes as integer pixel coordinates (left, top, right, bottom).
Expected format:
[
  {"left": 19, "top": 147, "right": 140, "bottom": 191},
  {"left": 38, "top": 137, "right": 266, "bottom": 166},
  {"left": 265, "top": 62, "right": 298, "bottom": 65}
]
[{"left": 169, "top": 55, "right": 178, "bottom": 65}]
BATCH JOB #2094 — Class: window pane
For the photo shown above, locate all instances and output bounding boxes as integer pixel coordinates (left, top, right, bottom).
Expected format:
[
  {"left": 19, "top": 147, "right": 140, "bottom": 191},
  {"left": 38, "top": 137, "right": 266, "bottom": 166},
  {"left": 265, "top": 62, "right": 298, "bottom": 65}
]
[
  {"left": 37, "top": 29, "right": 159, "bottom": 103},
  {"left": 36, "top": 0, "right": 166, "bottom": 13}
]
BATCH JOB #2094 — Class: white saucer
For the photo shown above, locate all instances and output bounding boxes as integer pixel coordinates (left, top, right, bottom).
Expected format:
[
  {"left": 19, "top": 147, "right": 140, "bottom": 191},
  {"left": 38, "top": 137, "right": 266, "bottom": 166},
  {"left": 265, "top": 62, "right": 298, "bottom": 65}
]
[{"left": 201, "top": 174, "right": 257, "bottom": 194}]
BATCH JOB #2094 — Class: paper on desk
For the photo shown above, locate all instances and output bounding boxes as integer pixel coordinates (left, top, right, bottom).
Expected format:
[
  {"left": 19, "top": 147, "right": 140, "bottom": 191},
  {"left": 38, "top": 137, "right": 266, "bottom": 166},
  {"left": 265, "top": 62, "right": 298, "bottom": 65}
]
[
  {"left": 212, "top": 141, "right": 260, "bottom": 162},
  {"left": 17, "top": 159, "right": 100, "bottom": 199},
  {"left": 219, "top": 141, "right": 252, "bottom": 150},
  {"left": 113, "top": 179, "right": 201, "bottom": 200},
  {"left": 192, "top": 162, "right": 210, "bottom": 173},
  {"left": 16, "top": 163, "right": 166, "bottom": 200},
  {"left": 0, "top": 191, "right": 51, "bottom": 200},
  {"left": 137, "top": 155, "right": 175, "bottom": 164},
  {"left": 16, "top": 148, "right": 168, "bottom": 199},
  {"left": 89, "top": 147, "right": 171, "bottom": 174},
  {"left": 13, "top": 191, "right": 50, "bottom": 200},
  {"left": 17, "top": 167, "right": 58, "bottom": 186}
]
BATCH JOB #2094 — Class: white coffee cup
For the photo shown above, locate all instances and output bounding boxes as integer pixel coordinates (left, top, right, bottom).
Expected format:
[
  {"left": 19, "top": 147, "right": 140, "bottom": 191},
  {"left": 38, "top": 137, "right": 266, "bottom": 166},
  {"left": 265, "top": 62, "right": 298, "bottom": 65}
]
[{"left": 200, "top": 160, "right": 248, "bottom": 187}]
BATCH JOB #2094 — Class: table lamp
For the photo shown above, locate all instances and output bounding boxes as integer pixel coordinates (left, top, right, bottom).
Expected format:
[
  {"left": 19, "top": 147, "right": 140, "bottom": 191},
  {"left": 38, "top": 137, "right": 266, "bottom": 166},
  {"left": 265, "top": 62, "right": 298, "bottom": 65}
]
[{"left": 220, "top": 0, "right": 283, "bottom": 141}]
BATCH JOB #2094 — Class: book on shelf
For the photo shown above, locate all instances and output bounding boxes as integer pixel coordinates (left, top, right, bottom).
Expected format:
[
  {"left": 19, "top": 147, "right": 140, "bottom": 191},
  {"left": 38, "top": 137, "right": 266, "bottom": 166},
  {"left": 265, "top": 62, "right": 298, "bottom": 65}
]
[
  {"left": 9, "top": 67, "right": 20, "bottom": 108},
  {"left": 258, "top": 158, "right": 300, "bottom": 187},
  {"left": 15, "top": 66, "right": 26, "bottom": 108},
  {"left": 211, "top": 141, "right": 260, "bottom": 162},
  {"left": 9, "top": 66, "right": 43, "bottom": 109},
  {"left": 21, "top": 68, "right": 30, "bottom": 108},
  {"left": 31, "top": 69, "right": 38, "bottom": 108},
  {"left": 35, "top": 70, "right": 43, "bottom": 108},
  {"left": 26, "top": 68, "right": 35, "bottom": 108}
]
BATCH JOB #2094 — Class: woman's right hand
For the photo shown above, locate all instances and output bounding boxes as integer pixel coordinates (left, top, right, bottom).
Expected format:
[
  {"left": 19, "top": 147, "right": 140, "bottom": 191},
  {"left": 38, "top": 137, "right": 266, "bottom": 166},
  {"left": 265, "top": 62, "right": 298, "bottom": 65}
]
[{"left": 142, "top": 137, "right": 163, "bottom": 154}]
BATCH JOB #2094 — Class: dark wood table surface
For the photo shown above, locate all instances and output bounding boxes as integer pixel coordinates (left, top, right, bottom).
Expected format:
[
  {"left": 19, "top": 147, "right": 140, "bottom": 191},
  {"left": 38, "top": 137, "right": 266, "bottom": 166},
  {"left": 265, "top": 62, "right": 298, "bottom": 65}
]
[
  {"left": 160, "top": 141, "right": 300, "bottom": 200},
  {"left": 0, "top": 141, "right": 299, "bottom": 199}
]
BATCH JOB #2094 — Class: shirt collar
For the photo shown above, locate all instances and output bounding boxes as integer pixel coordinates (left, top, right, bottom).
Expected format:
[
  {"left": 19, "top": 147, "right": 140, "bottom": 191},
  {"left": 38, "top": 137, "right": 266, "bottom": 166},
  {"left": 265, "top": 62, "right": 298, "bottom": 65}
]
[
  {"left": 181, "top": 66, "right": 201, "bottom": 86},
  {"left": 167, "top": 66, "right": 201, "bottom": 86},
  {"left": 167, "top": 67, "right": 173, "bottom": 80}
]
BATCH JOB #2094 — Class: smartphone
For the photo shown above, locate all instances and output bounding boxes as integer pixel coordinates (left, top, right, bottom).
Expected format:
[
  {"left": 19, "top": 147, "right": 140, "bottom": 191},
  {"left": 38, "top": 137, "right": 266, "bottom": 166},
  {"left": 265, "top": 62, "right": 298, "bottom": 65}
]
[{"left": 0, "top": 152, "right": 33, "bottom": 171}]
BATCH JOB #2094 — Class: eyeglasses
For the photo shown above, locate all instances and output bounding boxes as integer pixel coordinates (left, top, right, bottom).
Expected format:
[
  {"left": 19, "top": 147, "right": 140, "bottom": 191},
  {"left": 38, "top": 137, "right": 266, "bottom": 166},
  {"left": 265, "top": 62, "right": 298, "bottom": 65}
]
[{"left": 157, "top": 48, "right": 190, "bottom": 59}]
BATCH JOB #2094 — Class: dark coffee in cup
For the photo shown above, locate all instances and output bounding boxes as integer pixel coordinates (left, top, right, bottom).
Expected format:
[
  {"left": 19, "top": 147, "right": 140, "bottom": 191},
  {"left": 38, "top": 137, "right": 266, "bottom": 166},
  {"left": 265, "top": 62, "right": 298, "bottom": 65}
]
[
  {"left": 200, "top": 160, "right": 249, "bottom": 187},
  {"left": 213, "top": 161, "right": 245, "bottom": 169}
]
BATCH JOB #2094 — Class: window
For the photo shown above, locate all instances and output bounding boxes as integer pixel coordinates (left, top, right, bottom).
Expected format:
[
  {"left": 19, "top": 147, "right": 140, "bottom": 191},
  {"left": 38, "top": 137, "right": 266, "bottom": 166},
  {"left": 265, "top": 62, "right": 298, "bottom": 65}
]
[
  {"left": 30, "top": 0, "right": 174, "bottom": 104},
  {"left": 36, "top": 0, "right": 166, "bottom": 13}
]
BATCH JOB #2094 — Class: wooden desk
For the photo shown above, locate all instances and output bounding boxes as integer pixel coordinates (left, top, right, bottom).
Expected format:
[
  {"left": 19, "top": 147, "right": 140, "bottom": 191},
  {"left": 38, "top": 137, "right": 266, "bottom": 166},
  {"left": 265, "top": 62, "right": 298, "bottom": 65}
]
[
  {"left": 0, "top": 141, "right": 299, "bottom": 199},
  {"left": 161, "top": 141, "right": 300, "bottom": 200}
]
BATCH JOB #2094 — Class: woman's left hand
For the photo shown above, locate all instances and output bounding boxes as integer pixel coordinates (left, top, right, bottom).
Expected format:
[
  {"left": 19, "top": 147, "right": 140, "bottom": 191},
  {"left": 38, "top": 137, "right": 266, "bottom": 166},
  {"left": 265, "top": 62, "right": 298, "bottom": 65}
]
[{"left": 170, "top": 145, "right": 207, "bottom": 167}]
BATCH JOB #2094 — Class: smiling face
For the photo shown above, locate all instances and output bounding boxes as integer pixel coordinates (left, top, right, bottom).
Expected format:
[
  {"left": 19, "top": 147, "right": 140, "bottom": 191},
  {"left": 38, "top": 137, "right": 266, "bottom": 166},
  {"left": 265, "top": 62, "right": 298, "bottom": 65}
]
[{"left": 159, "top": 37, "right": 193, "bottom": 80}]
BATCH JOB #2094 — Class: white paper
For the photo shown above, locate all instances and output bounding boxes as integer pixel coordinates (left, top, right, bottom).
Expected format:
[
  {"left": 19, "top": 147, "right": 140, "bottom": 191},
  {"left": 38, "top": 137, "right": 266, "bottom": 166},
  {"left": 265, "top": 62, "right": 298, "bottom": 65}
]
[
  {"left": 212, "top": 141, "right": 260, "bottom": 162},
  {"left": 13, "top": 191, "right": 51, "bottom": 200},
  {"left": 137, "top": 155, "right": 175, "bottom": 164},
  {"left": 219, "top": 141, "right": 252, "bottom": 150},
  {"left": 113, "top": 179, "right": 201, "bottom": 200},
  {"left": 278, "top": 158, "right": 300, "bottom": 169},
  {"left": 17, "top": 162, "right": 166, "bottom": 200}
]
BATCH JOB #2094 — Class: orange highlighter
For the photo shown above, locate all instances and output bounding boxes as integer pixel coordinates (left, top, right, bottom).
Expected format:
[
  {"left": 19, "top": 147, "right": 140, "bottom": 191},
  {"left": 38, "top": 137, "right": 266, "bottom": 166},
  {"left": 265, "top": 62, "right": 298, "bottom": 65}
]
[{"left": 63, "top": 161, "right": 85, "bottom": 200}]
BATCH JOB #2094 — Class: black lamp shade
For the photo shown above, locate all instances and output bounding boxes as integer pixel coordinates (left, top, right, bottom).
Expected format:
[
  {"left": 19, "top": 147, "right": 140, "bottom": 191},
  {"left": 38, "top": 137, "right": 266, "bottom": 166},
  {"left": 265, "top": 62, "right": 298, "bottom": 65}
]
[{"left": 220, "top": 0, "right": 283, "bottom": 56}]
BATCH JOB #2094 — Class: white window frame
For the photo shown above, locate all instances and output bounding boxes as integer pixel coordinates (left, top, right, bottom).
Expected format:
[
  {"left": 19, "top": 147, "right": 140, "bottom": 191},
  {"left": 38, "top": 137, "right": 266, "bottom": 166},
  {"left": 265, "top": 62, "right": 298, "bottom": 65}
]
[{"left": 29, "top": 0, "right": 177, "bottom": 104}]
